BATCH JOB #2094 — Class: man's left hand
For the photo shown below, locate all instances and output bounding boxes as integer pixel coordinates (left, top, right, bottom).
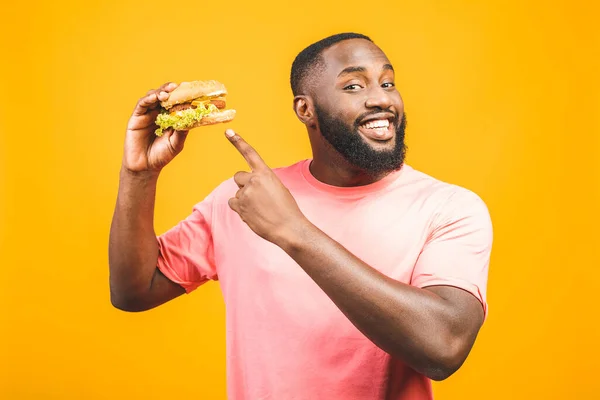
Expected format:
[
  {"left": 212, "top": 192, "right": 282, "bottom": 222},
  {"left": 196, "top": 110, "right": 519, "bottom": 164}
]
[{"left": 225, "top": 129, "right": 308, "bottom": 244}]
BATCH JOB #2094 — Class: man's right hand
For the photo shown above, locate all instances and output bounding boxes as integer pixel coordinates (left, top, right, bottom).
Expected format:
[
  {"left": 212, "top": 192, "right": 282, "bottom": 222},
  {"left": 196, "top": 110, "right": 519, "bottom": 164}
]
[{"left": 123, "top": 82, "right": 188, "bottom": 173}]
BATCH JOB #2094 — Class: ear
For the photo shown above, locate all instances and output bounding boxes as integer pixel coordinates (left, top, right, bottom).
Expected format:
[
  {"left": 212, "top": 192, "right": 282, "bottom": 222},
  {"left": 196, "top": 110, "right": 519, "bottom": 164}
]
[{"left": 293, "top": 95, "right": 316, "bottom": 127}]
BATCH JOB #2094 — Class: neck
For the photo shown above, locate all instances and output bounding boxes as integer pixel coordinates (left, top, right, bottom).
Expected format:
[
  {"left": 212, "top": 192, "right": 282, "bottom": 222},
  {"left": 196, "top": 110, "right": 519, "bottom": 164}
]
[{"left": 308, "top": 133, "right": 393, "bottom": 187}]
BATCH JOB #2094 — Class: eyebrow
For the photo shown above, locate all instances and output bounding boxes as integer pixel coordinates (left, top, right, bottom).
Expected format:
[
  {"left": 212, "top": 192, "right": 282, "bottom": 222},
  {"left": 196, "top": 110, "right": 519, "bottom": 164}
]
[
  {"left": 337, "top": 64, "right": 395, "bottom": 77},
  {"left": 337, "top": 66, "right": 366, "bottom": 77}
]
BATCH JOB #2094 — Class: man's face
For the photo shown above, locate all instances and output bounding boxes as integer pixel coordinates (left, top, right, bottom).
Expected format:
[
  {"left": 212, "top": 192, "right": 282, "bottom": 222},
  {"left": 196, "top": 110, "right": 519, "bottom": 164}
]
[{"left": 312, "top": 39, "right": 406, "bottom": 175}]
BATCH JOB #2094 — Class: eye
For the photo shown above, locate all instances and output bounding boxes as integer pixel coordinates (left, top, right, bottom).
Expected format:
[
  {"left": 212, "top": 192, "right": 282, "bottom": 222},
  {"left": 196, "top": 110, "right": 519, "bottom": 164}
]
[
  {"left": 343, "top": 84, "right": 363, "bottom": 91},
  {"left": 382, "top": 82, "right": 395, "bottom": 88}
]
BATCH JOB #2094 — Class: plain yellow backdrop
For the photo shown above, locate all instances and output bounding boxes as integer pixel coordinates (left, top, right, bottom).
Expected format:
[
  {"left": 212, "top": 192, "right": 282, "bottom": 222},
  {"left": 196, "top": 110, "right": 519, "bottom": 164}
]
[{"left": 2, "top": 0, "right": 599, "bottom": 398}]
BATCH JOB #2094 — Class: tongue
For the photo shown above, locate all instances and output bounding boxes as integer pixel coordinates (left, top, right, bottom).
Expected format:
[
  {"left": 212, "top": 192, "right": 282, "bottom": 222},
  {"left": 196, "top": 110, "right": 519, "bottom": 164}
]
[{"left": 360, "top": 126, "right": 393, "bottom": 141}]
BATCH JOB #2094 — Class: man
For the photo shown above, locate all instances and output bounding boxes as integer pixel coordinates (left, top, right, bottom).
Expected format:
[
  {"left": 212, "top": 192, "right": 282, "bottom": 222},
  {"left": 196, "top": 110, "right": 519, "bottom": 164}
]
[{"left": 109, "top": 33, "right": 493, "bottom": 399}]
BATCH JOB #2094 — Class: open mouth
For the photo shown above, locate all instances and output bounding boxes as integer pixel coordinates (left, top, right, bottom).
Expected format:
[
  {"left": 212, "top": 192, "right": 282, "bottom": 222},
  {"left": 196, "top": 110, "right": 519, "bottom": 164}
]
[{"left": 358, "top": 116, "right": 395, "bottom": 141}]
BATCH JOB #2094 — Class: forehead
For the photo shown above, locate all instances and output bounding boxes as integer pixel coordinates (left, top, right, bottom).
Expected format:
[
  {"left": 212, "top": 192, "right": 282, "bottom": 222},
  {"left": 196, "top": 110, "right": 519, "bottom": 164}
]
[{"left": 321, "top": 39, "right": 390, "bottom": 73}]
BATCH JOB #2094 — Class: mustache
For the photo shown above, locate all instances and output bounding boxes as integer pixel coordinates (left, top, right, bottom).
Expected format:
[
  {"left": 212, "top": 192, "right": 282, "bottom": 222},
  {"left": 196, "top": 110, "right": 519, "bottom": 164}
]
[{"left": 353, "top": 109, "right": 400, "bottom": 128}]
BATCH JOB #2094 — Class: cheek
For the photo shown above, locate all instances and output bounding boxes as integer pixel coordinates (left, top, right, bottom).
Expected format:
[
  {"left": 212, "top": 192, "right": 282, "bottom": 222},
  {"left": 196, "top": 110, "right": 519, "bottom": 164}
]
[
  {"left": 339, "top": 97, "right": 367, "bottom": 123},
  {"left": 394, "top": 93, "right": 405, "bottom": 112},
  {"left": 321, "top": 95, "right": 361, "bottom": 123}
]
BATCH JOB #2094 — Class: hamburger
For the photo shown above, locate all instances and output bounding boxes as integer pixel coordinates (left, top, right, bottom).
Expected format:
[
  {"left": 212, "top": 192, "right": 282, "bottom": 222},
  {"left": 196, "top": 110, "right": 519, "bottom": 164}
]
[{"left": 154, "top": 80, "right": 236, "bottom": 136}]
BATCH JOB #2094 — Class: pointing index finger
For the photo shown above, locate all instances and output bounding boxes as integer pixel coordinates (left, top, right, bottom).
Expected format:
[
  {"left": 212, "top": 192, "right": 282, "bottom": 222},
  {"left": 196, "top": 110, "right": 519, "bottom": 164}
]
[{"left": 225, "top": 129, "right": 268, "bottom": 171}]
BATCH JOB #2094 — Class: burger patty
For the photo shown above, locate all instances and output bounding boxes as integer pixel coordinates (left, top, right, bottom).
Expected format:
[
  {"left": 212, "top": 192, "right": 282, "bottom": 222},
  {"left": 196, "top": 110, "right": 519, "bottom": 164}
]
[
  {"left": 209, "top": 99, "right": 226, "bottom": 109},
  {"left": 168, "top": 99, "right": 226, "bottom": 114},
  {"left": 169, "top": 103, "right": 196, "bottom": 113}
]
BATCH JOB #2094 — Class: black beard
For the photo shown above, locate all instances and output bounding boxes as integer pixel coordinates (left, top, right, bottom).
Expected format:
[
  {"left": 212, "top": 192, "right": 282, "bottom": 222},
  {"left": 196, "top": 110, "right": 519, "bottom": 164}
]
[{"left": 315, "top": 104, "right": 407, "bottom": 175}]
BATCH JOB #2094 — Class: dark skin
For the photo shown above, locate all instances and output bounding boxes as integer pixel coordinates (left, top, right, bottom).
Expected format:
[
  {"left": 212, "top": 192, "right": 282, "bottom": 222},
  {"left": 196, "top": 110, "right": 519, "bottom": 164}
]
[
  {"left": 109, "top": 82, "right": 187, "bottom": 311},
  {"left": 297, "top": 40, "right": 404, "bottom": 186},
  {"left": 109, "top": 39, "right": 484, "bottom": 381}
]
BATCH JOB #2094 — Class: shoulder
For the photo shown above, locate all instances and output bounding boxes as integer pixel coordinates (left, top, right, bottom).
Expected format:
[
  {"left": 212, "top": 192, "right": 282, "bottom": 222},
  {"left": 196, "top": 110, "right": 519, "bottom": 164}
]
[
  {"left": 402, "top": 164, "right": 489, "bottom": 208},
  {"left": 401, "top": 164, "right": 492, "bottom": 229},
  {"left": 271, "top": 159, "right": 307, "bottom": 186}
]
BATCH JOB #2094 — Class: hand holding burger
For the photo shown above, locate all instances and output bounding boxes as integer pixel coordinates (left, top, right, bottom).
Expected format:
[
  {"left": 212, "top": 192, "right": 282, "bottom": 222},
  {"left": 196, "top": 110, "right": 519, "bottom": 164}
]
[{"left": 123, "top": 80, "right": 236, "bottom": 174}]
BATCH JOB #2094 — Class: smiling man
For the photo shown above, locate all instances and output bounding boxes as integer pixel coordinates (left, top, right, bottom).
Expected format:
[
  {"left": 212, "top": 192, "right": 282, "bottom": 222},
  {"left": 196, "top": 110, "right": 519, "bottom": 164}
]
[{"left": 109, "top": 33, "right": 493, "bottom": 399}]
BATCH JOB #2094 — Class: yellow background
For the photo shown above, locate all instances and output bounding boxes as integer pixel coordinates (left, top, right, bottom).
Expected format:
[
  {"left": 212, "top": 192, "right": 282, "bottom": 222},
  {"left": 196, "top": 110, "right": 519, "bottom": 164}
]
[{"left": 1, "top": 0, "right": 599, "bottom": 398}]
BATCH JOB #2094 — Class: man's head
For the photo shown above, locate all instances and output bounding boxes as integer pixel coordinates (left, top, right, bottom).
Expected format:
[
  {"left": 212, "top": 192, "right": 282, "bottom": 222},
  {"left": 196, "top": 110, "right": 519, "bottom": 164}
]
[{"left": 291, "top": 33, "right": 406, "bottom": 176}]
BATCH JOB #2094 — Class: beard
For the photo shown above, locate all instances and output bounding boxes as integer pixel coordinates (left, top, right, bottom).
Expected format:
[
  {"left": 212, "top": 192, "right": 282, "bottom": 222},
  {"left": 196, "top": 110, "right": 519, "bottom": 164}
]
[{"left": 314, "top": 104, "right": 407, "bottom": 175}]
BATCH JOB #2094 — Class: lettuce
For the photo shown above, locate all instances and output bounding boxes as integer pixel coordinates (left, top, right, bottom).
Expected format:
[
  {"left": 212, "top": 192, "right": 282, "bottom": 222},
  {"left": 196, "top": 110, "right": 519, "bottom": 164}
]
[{"left": 155, "top": 103, "right": 218, "bottom": 136}]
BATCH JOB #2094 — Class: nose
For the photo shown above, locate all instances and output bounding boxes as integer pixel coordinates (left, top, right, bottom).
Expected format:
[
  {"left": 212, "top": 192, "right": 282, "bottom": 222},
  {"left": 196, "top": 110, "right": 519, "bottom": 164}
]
[{"left": 365, "top": 86, "right": 392, "bottom": 110}]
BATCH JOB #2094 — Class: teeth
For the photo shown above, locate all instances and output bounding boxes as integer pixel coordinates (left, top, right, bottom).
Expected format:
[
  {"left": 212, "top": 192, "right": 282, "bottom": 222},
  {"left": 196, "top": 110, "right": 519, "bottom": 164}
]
[{"left": 362, "top": 119, "right": 389, "bottom": 129}]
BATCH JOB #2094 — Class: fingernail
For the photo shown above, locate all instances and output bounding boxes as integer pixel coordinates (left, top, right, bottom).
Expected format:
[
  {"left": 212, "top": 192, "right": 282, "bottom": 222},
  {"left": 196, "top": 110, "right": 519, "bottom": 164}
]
[{"left": 225, "top": 129, "right": 235, "bottom": 138}]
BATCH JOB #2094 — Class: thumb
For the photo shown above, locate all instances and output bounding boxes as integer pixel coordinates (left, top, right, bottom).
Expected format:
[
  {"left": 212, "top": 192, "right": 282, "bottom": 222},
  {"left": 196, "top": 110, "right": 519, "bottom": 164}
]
[
  {"left": 169, "top": 129, "right": 189, "bottom": 153},
  {"left": 228, "top": 197, "right": 241, "bottom": 214}
]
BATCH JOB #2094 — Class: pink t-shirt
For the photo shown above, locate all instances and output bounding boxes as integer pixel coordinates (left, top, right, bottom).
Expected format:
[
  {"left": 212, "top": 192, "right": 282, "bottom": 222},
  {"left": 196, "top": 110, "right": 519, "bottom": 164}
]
[{"left": 157, "top": 159, "right": 493, "bottom": 400}]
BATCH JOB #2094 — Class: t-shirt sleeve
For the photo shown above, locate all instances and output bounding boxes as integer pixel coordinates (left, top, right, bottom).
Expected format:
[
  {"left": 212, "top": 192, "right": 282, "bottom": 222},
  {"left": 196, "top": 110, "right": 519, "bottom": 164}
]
[
  {"left": 411, "top": 188, "right": 493, "bottom": 318},
  {"left": 156, "top": 191, "right": 218, "bottom": 294}
]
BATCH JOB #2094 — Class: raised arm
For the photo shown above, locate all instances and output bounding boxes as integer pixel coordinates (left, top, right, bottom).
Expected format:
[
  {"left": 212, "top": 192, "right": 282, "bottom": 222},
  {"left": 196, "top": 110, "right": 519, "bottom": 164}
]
[{"left": 108, "top": 82, "right": 189, "bottom": 312}]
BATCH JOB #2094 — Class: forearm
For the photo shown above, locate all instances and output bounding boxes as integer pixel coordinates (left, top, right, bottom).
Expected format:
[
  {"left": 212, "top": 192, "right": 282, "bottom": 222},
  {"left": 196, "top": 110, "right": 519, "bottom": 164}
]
[
  {"left": 278, "top": 220, "right": 469, "bottom": 380},
  {"left": 108, "top": 167, "right": 161, "bottom": 303}
]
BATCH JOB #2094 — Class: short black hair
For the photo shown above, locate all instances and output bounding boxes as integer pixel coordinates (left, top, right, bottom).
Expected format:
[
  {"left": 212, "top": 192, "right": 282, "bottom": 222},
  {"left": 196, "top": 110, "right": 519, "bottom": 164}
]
[{"left": 290, "top": 33, "right": 373, "bottom": 96}]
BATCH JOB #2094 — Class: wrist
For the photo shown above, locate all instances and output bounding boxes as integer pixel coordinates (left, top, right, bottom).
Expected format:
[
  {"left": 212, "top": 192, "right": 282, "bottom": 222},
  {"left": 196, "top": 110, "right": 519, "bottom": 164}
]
[
  {"left": 275, "top": 216, "right": 317, "bottom": 254},
  {"left": 120, "top": 165, "right": 161, "bottom": 182}
]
